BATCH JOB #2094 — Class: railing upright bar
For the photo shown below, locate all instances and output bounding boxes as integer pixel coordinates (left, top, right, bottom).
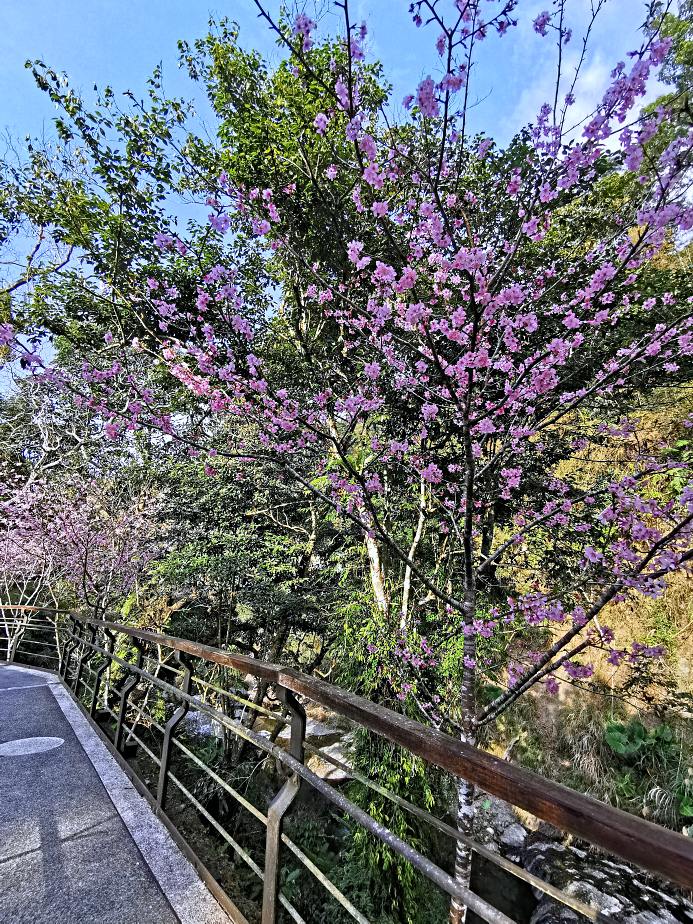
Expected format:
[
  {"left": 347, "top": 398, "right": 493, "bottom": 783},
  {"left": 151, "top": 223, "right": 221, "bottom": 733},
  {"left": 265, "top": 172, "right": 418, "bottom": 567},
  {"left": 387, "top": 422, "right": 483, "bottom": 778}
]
[
  {"left": 90, "top": 628, "right": 116, "bottom": 718},
  {"left": 157, "top": 651, "right": 193, "bottom": 810},
  {"left": 115, "top": 638, "right": 144, "bottom": 755},
  {"left": 262, "top": 686, "right": 306, "bottom": 924},
  {"left": 60, "top": 615, "right": 80, "bottom": 679},
  {"left": 73, "top": 624, "right": 96, "bottom": 696}
]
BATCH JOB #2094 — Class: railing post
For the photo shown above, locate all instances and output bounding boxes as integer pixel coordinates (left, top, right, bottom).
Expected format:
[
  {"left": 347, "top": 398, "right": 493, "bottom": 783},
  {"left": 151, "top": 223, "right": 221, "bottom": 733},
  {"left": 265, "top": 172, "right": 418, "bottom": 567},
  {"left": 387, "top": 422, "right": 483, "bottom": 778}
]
[
  {"left": 90, "top": 628, "right": 116, "bottom": 719},
  {"left": 72, "top": 624, "right": 96, "bottom": 696},
  {"left": 60, "top": 616, "right": 80, "bottom": 679},
  {"left": 157, "top": 652, "right": 193, "bottom": 810},
  {"left": 115, "top": 638, "right": 144, "bottom": 756},
  {"left": 261, "top": 685, "right": 306, "bottom": 924}
]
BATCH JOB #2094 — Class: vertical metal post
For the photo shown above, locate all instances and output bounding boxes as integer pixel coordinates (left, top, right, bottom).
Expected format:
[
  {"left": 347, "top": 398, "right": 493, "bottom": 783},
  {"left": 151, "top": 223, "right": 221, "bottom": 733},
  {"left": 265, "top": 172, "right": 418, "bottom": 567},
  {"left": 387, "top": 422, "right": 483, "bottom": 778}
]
[
  {"left": 261, "top": 685, "right": 306, "bottom": 924},
  {"left": 115, "top": 639, "right": 144, "bottom": 754},
  {"left": 60, "top": 617, "right": 80, "bottom": 679},
  {"left": 90, "top": 628, "right": 116, "bottom": 718},
  {"left": 73, "top": 625, "right": 96, "bottom": 696},
  {"left": 157, "top": 652, "right": 193, "bottom": 810}
]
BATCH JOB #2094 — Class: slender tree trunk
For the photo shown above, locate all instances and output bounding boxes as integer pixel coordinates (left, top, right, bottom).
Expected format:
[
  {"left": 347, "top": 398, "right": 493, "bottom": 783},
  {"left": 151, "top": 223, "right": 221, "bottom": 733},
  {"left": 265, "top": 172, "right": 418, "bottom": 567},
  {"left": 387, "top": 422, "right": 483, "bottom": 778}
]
[
  {"left": 450, "top": 778, "right": 475, "bottom": 924},
  {"left": 8, "top": 613, "right": 30, "bottom": 662},
  {"left": 365, "top": 534, "right": 389, "bottom": 614},
  {"left": 400, "top": 478, "right": 426, "bottom": 633},
  {"left": 8, "top": 631, "right": 19, "bottom": 662},
  {"left": 450, "top": 610, "right": 477, "bottom": 923}
]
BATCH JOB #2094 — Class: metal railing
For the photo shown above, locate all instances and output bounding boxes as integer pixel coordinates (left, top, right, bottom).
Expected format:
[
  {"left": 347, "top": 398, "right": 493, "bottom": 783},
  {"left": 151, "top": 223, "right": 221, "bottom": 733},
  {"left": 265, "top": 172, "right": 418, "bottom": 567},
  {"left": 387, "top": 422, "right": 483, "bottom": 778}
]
[
  {"left": 3, "top": 605, "right": 693, "bottom": 924},
  {"left": 0, "top": 610, "right": 60, "bottom": 665}
]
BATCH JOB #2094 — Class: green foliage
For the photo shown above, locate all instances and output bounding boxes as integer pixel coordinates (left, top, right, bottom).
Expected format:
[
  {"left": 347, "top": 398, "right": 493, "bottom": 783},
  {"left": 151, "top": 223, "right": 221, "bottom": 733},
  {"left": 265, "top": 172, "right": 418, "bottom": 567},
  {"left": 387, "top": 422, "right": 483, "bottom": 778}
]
[
  {"left": 679, "top": 783, "right": 693, "bottom": 818},
  {"left": 180, "top": 17, "right": 389, "bottom": 276},
  {"left": 505, "top": 694, "right": 693, "bottom": 832},
  {"left": 603, "top": 717, "right": 693, "bottom": 824},
  {"left": 335, "top": 728, "right": 450, "bottom": 923},
  {"left": 604, "top": 718, "right": 673, "bottom": 759},
  {"left": 649, "top": 0, "right": 693, "bottom": 95}
]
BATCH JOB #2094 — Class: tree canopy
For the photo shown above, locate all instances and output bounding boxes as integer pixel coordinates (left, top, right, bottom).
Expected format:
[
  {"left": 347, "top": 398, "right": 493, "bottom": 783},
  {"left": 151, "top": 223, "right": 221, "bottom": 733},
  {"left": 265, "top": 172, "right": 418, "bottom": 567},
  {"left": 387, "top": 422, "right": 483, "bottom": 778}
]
[{"left": 1, "top": 2, "right": 693, "bottom": 921}]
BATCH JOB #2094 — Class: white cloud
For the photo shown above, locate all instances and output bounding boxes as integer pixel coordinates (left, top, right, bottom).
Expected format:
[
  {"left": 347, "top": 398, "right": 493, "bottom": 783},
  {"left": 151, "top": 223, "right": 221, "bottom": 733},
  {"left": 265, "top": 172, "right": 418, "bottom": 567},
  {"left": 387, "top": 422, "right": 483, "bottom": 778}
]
[{"left": 472, "top": 0, "right": 663, "bottom": 145}]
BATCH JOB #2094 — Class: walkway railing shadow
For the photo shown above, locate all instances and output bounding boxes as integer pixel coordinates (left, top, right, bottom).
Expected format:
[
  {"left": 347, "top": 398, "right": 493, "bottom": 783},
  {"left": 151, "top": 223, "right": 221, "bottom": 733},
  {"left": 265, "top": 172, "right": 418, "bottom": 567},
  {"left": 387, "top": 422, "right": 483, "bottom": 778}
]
[{"left": 4, "top": 605, "right": 693, "bottom": 924}]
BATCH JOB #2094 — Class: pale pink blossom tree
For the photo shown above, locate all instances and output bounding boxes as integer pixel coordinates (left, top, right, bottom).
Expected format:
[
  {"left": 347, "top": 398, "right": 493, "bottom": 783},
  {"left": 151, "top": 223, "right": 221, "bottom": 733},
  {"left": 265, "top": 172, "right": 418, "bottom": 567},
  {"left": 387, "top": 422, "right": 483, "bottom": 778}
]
[
  {"left": 0, "top": 474, "right": 64, "bottom": 660},
  {"left": 0, "top": 469, "right": 159, "bottom": 653}
]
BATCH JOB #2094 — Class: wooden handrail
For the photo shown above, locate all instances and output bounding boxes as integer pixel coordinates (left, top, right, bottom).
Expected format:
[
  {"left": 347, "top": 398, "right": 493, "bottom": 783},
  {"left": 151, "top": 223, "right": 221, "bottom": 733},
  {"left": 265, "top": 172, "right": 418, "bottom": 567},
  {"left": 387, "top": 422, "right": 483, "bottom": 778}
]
[{"left": 6, "top": 605, "right": 693, "bottom": 890}]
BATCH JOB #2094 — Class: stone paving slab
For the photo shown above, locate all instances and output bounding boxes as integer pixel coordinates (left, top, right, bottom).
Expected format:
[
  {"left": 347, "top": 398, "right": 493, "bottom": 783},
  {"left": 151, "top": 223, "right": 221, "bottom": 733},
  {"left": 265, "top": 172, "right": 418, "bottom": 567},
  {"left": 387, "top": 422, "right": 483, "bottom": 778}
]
[{"left": 0, "top": 664, "right": 231, "bottom": 924}]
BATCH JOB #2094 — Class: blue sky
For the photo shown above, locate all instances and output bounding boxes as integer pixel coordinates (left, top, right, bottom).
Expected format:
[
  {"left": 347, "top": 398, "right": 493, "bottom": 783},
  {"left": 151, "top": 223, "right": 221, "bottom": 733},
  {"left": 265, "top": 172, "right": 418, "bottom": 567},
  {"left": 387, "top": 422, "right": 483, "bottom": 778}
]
[{"left": 1, "top": 1, "right": 663, "bottom": 152}]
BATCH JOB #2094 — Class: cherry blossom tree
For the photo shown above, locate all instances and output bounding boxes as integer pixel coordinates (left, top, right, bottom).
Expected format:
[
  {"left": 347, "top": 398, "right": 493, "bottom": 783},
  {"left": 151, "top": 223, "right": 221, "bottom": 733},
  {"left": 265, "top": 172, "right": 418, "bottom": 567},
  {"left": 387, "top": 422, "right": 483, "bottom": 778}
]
[
  {"left": 0, "top": 469, "right": 159, "bottom": 629},
  {"left": 3, "top": 1, "right": 693, "bottom": 918},
  {"left": 0, "top": 472, "right": 64, "bottom": 660}
]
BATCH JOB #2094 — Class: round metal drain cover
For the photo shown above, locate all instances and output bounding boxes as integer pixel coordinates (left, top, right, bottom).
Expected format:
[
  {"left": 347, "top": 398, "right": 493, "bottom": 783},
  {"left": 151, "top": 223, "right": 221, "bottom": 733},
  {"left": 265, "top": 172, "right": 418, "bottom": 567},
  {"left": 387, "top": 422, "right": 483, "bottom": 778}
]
[{"left": 0, "top": 736, "right": 65, "bottom": 756}]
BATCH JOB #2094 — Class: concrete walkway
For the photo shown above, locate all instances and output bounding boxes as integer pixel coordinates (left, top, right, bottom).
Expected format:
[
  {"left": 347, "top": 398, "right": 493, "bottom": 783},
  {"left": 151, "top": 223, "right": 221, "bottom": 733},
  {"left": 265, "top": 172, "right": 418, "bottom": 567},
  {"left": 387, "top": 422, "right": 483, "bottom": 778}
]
[{"left": 0, "top": 664, "right": 230, "bottom": 924}]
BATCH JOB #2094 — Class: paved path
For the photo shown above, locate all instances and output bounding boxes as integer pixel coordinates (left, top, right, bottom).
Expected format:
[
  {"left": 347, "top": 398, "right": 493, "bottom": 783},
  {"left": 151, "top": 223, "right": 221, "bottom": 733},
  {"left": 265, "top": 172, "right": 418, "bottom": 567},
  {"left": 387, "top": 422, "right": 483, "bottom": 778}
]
[{"left": 0, "top": 664, "right": 230, "bottom": 924}]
